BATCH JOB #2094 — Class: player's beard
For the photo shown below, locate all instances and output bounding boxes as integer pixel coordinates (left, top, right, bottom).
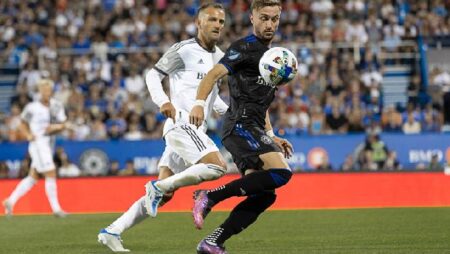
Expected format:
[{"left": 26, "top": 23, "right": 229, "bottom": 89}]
[{"left": 261, "top": 31, "right": 274, "bottom": 43}]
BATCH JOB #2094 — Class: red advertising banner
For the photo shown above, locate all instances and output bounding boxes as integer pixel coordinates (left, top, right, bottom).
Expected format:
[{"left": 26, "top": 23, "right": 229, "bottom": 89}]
[{"left": 1, "top": 172, "right": 450, "bottom": 215}]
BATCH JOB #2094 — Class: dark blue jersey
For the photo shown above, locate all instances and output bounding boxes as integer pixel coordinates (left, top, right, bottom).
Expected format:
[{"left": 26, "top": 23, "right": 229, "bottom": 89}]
[{"left": 219, "top": 34, "right": 277, "bottom": 139}]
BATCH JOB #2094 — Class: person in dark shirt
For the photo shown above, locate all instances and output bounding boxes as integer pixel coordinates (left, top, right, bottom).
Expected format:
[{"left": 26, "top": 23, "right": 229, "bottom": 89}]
[{"left": 189, "top": 0, "right": 293, "bottom": 253}]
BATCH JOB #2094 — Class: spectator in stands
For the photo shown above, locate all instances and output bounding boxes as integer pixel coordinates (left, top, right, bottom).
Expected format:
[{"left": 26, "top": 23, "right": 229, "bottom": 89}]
[
  {"left": 316, "top": 155, "right": 333, "bottom": 171},
  {"left": 58, "top": 152, "right": 82, "bottom": 178},
  {"left": 5, "top": 103, "right": 23, "bottom": 141},
  {"left": 124, "top": 122, "right": 143, "bottom": 141},
  {"left": 10, "top": 84, "right": 32, "bottom": 110},
  {"left": 340, "top": 154, "right": 355, "bottom": 171},
  {"left": 309, "top": 106, "right": 325, "bottom": 135},
  {"left": 384, "top": 151, "right": 401, "bottom": 170},
  {"left": 403, "top": 112, "right": 422, "bottom": 134},
  {"left": 0, "top": 161, "right": 8, "bottom": 178},
  {"left": 428, "top": 153, "right": 443, "bottom": 171},
  {"left": 124, "top": 67, "right": 145, "bottom": 96},
  {"left": 119, "top": 160, "right": 136, "bottom": 176},
  {"left": 364, "top": 134, "right": 389, "bottom": 171},
  {"left": 382, "top": 106, "right": 403, "bottom": 132},
  {"left": 444, "top": 90, "right": 450, "bottom": 127},
  {"left": 345, "top": 18, "right": 368, "bottom": 44},
  {"left": 347, "top": 107, "right": 365, "bottom": 133},
  {"left": 421, "top": 104, "right": 442, "bottom": 132},
  {"left": 17, "top": 61, "right": 44, "bottom": 97},
  {"left": 104, "top": 159, "right": 119, "bottom": 176},
  {"left": 326, "top": 104, "right": 349, "bottom": 134}
]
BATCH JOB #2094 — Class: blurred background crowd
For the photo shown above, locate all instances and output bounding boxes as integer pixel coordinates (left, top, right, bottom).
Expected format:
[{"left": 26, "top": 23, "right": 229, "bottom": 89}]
[{"left": 0, "top": 0, "right": 449, "bottom": 176}]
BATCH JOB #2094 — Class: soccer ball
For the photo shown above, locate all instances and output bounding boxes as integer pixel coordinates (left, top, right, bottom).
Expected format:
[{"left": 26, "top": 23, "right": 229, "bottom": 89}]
[{"left": 259, "top": 47, "right": 298, "bottom": 86}]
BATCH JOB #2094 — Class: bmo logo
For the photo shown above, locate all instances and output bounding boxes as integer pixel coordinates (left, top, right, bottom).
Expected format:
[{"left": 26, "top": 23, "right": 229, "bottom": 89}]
[
  {"left": 409, "top": 149, "right": 443, "bottom": 163},
  {"left": 307, "top": 147, "right": 328, "bottom": 169}
]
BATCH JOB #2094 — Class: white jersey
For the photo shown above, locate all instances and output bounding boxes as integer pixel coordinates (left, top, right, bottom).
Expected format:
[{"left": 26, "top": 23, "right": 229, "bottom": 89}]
[
  {"left": 21, "top": 98, "right": 67, "bottom": 145},
  {"left": 148, "top": 38, "right": 225, "bottom": 135}
]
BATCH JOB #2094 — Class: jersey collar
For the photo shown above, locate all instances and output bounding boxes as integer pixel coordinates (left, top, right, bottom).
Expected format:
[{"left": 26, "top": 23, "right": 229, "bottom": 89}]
[{"left": 195, "top": 37, "right": 216, "bottom": 53}]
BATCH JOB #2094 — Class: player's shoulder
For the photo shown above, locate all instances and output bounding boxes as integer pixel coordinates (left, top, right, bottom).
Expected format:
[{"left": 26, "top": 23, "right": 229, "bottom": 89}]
[
  {"left": 49, "top": 98, "right": 64, "bottom": 108},
  {"left": 228, "top": 34, "right": 262, "bottom": 51},
  {"left": 170, "top": 38, "right": 197, "bottom": 52}
]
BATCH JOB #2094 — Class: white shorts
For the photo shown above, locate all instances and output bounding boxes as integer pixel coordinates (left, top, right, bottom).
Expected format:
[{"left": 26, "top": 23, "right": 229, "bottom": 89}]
[
  {"left": 158, "top": 146, "right": 189, "bottom": 174},
  {"left": 29, "top": 141, "right": 55, "bottom": 173},
  {"left": 164, "top": 123, "right": 219, "bottom": 165}
]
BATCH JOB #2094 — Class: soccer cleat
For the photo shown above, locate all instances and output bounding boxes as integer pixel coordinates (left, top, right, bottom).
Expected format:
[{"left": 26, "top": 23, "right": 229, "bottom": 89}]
[
  {"left": 144, "top": 180, "right": 164, "bottom": 217},
  {"left": 197, "top": 239, "right": 228, "bottom": 254},
  {"left": 2, "top": 199, "right": 13, "bottom": 217},
  {"left": 192, "top": 190, "right": 214, "bottom": 230},
  {"left": 53, "top": 210, "right": 68, "bottom": 218},
  {"left": 98, "top": 229, "right": 130, "bottom": 252}
]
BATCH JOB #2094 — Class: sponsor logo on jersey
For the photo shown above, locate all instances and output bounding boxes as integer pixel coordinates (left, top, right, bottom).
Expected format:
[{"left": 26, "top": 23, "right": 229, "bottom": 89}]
[
  {"left": 227, "top": 49, "right": 240, "bottom": 60},
  {"left": 256, "top": 76, "right": 276, "bottom": 88},
  {"left": 197, "top": 72, "right": 207, "bottom": 80},
  {"left": 197, "top": 59, "right": 204, "bottom": 64},
  {"left": 260, "top": 135, "right": 273, "bottom": 145}
]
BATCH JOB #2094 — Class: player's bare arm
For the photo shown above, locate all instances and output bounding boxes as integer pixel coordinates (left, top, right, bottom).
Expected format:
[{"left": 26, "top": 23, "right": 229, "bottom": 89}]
[
  {"left": 264, "top": 110, "right": 293, "bottom": 159},
  {"left": 189, "top": 64, "right": 229, "bottom": 127},
  {"left": 18, "top": 120, "right": 34, "bottom": 141},
  {"left": 45, "top": 122, "right": 71, "bottom": 135}
]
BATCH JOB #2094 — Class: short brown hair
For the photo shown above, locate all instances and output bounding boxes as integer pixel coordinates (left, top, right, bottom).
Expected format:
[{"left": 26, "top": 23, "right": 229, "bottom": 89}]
[
  {"left": 196, "top": 2, "right": 225, "bottom": 17},
  {"left": 250, "top": 0, "right": 281, "bottom": 12}
]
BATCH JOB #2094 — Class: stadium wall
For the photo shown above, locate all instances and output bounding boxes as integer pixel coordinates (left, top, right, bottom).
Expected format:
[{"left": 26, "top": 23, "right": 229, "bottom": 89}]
[
  {"left": 0, "top": 134, "right": 449, "bottom": 174},
  {"left": 1, "top": 172, "right": 450, "bottom": 215}
]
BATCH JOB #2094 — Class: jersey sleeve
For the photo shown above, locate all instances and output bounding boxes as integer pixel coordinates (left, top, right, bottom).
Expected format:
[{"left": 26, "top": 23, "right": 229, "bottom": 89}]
[
  {"left": 20, "top": 104, "right": 32, "bottom": 123},
  {"left": 154, "top": 43, "right": 185, "bottom": 75},
  {"left": 56, "top": 103, "right": 67, "bottom": 122},
  {"left": 219, "top": 42, "right": 246, "bottom": 74}
]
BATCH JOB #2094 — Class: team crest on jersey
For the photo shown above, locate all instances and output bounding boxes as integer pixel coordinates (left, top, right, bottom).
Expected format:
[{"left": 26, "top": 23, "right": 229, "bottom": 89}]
[
  {"left": 260, "top": 135, "right": 273, "bottom": 145},
  {"left": 227, "top": 49, "right": 240, "bottom": 61}
]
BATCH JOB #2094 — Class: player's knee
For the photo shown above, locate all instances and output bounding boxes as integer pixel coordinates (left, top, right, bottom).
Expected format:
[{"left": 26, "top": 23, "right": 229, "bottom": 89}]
[
  {"left": 205, "top": 164, "right": 226, "bottom": 180},
  {"left": 248, "top": 191, "right": 276, "bottom": 211},
  {"left": 269, "top": 168, "right": 292, "bottom": 188}
]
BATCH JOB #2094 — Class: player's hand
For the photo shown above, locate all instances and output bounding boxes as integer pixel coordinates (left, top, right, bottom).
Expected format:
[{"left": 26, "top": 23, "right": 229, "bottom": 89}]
[
  {"left": 160, "top": 102, "right": 176, "bottom": 121},
  {"left": 64, "top": 122, "right": 76, "bottom": 131},
  {"left": 189, "top": 105, "right": 204, "bottom": 127},
  {"left": 273, "top": 136, "right": 294, "bottom": 159},
  {"left": 26, "top": 133, "right": 35, "bottom": 142}
]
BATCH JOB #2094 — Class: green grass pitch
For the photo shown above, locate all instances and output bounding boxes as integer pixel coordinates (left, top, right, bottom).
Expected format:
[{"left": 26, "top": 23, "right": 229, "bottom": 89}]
[{"left": 1, "top": 208, "right": 450, "bottom": 253}]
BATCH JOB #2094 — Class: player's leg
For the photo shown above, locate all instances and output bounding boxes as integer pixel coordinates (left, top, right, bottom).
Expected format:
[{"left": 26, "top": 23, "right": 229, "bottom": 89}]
[
  {"left": 103, "top": 167, "right": 174, "bottom": 235},
  {"left": 193, "top": 126, "right": 292, "bottom": 229},
  {"left": 155, "top": 151, "right": 226, "bottom": 193},
  {"left": 205, "top": 152, "right": 290, "bottom": 203},
  {"left": 98, "top": 150, "right": 179, "bottom": 252},
  {"left": 42, "top": 169, "right": 67, "bottom": 217},
  {"left": 145, "top": 124, "right": 226, "bottom": 216},
  {"left": 198, "top": 188, "right": 276, "bottom": 253},
  {"left": 3, "top": 167, "right": 39, "bottom": 216}
]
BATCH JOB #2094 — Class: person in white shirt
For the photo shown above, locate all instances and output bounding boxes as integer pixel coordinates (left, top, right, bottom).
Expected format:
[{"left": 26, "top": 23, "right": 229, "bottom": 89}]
[
  {"left": 3, "top": 79, "right": 71, "bottom": 217},
  {"left": 98, "top": 3, "right": 228, "bottom": 252},
  {"left": 402, "top": 112, "right": 421, "bottom": 134}
]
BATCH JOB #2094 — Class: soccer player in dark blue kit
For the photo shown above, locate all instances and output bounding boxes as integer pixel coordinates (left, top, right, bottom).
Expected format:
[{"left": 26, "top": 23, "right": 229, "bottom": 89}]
[{"left": 189, "top": 0, "right": 294, "bottom": 253}]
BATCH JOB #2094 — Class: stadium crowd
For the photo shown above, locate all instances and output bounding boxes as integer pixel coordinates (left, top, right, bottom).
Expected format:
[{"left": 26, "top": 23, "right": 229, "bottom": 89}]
[{"left": 0, "top": 0, "right": 449, "bottom": 176}]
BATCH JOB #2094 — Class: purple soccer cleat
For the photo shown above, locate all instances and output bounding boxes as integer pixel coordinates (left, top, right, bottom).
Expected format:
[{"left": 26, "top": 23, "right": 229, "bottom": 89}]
[
  {"left": 197, "top": 239, "right": 228, "bottom": 254},
  {"left": 192, "top": 190, "right": 214, "bottom": 230}
]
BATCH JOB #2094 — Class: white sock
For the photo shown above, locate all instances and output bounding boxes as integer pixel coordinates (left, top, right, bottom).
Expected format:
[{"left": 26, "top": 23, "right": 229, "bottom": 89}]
[
  {"left": 156, "top": 163, "right": 225, "bottom": 193},
  {"left": 107, "top": 196, "right": 148, "bottom": 235},
  {"left": 8, "top": 176, "right": 37, "bottom": 206},
  {"left": 45, "top": 177, "right": 62, "bottom": 212}
]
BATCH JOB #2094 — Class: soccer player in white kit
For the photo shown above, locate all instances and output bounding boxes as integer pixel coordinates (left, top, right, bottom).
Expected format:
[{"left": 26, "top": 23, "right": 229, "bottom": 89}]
[
  {"left": 2, "top": 79, "right": 70, "bottom": 217},
  {"left": 97, "top": 3, "right": 228, "bottom": 252}
]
